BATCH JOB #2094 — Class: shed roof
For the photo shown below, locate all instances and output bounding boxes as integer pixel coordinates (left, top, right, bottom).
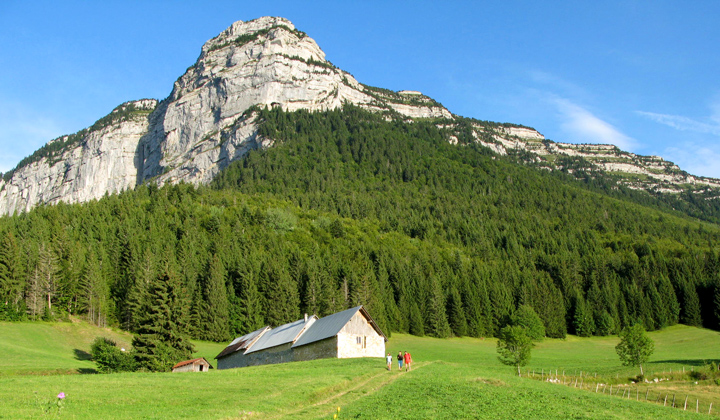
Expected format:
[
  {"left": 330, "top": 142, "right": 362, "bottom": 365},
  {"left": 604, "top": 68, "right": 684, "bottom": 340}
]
[
  {"left": 292, "top": 305, "right": 386, "bottom": 348},
  {"left": 172, "top": 357, "right": 212, "bottom": 369},
  {"left": 215, "top": 326, "right": 270, "bottom": 359},
  {"left": 245, "top": 316, "right": 317, "bottom": 354}
]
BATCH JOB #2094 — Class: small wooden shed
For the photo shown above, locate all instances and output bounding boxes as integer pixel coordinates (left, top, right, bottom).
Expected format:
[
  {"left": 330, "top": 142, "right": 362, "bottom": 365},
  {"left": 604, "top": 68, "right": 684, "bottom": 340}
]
[{"left": 172, "top": 357, "right": 213, "bottom": 372}]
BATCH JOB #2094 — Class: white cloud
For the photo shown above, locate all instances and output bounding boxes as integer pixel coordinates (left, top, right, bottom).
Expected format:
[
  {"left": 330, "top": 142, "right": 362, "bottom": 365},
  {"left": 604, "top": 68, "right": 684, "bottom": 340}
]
[
  {"left": 552, "top": 97, "right": 637, "bottom": 150},
  {"left": 664, "top": 143, "right": 720, "bottom": 179},
  {"left": 636, "top": 111, "right": 720, "bottom": 136},
  {"left": 637, "top": 96, "right": 720, "bottom": 136}
]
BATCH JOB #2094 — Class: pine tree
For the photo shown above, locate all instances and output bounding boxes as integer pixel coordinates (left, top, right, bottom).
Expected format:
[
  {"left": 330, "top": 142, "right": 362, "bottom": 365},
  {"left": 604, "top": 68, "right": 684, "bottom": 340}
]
[
  {"left": 199, "top": 254, "right": 230, "bottom": 341},
  {"left": 132, "top": 271, "right": 195, "bottom": 372},
  {"left": 409, "top": 301, "right": 425, "bottom": 336},
  {"left": 426, "top": 276, "right": 451, "bottom": 338},
  {"left": 573, "top": 294, "right": 594, "bottom": 337},
  {"left": 262, "top": 258, "right": 300, "bottom": 327},
  {"left": 680, "top": 282, "right": 702, "bottom": 327},
  {"left": 0, "top": 231, "right": 25, "bottom": 319},
  {"left": 447, "top": 286, "right": 468, "bottom": 337}
]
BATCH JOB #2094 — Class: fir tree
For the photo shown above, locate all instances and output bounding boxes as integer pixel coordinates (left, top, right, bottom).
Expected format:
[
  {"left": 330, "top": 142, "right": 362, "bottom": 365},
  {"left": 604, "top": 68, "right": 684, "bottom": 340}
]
[
  {"left": 132, "top": 271, "right": 195, "bottom": 372},
  {"left": 447, "top": 286, "right": 468, "bottom": 337},
  {"left": 199, "top": 254, "right": 231, "bottom": 341}
]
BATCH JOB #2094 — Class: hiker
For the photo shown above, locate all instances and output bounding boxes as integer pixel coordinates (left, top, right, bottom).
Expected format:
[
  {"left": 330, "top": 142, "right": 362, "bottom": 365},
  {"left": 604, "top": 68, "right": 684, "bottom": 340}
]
[
  {"left": 404, "top": 351, "right": 412, "bottom": 371},
  {"left": 386, "top": 353, "right": 392, "bottom": 371},
  {"left": 397, "top": 351, "right": 404, "bottom": 370}
]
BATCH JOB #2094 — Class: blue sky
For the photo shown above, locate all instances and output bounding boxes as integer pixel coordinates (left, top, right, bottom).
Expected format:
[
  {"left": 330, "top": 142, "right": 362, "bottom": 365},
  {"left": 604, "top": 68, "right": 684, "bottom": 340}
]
[{"left": 1, "top": 1, "right": 719, "bottom": 177}]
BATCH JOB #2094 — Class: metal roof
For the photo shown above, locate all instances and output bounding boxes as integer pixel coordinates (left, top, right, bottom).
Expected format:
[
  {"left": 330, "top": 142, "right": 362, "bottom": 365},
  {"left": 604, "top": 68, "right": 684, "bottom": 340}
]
[
  {"left": 245, "top": 316, "right": 317, "bottom": 354},
  {"left": 292, "top": 306, "right": 363, "bottom": 348},
  {"left": 215, "top": 326, "right": 270, "bottom": 359},
  {"left": 172, "top": 357, "right": 212, "bottom": 369}
]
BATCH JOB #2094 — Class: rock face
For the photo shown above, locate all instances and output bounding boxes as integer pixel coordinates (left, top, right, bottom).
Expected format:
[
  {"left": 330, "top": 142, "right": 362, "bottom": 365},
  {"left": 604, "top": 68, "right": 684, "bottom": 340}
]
[
  {"left": 1, "top": 16, "right": 718, "bottom": 215},
  {"left": 0, "top": 17, "right": 453, "bottom": 215}
]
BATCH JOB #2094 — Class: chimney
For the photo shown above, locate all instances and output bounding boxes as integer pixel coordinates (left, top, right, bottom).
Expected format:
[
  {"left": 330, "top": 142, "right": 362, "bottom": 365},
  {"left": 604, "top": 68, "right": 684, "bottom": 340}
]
[{"left": 304, "top": 313, "right": 308, "bottom": 322}]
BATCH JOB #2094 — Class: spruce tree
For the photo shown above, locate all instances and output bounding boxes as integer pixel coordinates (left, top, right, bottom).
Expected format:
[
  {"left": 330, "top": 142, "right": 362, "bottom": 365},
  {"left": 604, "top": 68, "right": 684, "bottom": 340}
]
[
  {"left": 0, "top": 232, "right": 25, "bottom": 319},
  {"left": 447, "top": 286, "right": 468, "bottom": 337},
  {"left": 199, "top": 255, "right": 231, "bottom": 341},
  {"left": 426, "top": 276, "right": 451, "bottom": 338},
  {"left": 132, "top": 271, "right": 195, "bottom": 372},
  {"left": 680, "top": 282, "right": 702, "bottom": 327}
]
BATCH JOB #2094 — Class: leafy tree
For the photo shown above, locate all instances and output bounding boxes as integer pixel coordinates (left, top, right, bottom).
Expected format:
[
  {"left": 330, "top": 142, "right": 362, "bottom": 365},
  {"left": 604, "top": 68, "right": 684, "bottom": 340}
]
[
  {"left": 90, "top": 337, "right": 136, "bottom": 373},
  {"left": 510, "top": 304, "right": 545, "bottom": 341},
  {"left": 497, "top": 325, "right": 533, "bottom": 376},
  {"left": 615, "top": 323, "right": 654, "bottom": 376}
]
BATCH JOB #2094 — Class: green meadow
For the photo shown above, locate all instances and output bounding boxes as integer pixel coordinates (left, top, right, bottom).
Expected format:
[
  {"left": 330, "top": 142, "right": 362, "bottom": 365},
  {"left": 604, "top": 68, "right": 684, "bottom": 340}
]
[{"left": 1, "top": 321, "right": 718, "bottom": 419}]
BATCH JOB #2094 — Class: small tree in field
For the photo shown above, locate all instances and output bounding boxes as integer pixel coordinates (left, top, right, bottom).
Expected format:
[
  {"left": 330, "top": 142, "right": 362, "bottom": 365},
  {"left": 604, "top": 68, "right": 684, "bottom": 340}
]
[
  {"left": 497, "top": 325, "right": 532, "bottom": 376},
  {"left": 615, "top": 323, "right": 654, "bottom": 376}
]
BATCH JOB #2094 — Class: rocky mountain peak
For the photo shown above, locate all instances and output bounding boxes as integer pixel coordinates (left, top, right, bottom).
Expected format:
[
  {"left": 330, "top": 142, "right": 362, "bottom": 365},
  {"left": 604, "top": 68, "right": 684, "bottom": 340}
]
[{"left": 1, "top": 16, "right": 717, "bottom": 216}]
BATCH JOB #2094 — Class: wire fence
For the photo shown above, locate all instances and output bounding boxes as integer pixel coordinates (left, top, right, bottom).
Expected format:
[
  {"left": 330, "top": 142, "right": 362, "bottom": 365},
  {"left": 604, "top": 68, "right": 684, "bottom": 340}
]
[{"left": 522, "top": 367, "right": 719, "bottom": 416}]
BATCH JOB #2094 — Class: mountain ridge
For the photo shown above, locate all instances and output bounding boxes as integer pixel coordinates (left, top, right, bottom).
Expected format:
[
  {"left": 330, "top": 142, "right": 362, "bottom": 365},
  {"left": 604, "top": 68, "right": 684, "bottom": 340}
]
[{"left": 1, "top": 16, "right": 718, "bottom": 215}]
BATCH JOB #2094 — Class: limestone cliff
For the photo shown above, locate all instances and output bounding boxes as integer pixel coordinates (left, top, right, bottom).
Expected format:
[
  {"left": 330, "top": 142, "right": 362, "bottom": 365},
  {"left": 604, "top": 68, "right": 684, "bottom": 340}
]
[
  {"left": 0, "top": 17, "right": 452, "bottom": 215},
  {"left": 1, "top": 16, "right": 718, "bottom": 215}
]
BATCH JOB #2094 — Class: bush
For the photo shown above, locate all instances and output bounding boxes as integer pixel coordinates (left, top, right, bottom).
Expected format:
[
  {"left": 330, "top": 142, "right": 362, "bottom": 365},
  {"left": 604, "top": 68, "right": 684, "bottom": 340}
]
[
  {"left": 90, "top": 337, "right": 137, "bottom": 373},
  {"left": 689, "top": 370, "right": 708, "bottom": 381}
]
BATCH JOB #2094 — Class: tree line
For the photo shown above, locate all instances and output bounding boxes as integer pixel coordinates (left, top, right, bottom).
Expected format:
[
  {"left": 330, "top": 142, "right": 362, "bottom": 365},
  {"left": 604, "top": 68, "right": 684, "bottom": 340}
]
[{"left": 1, "top": 105, "right": 720, "bottom": 346}]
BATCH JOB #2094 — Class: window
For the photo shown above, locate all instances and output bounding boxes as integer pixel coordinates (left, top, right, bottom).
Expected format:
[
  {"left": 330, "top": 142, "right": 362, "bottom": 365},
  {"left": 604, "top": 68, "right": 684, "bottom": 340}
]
[
  {"left": 362, "top": 336, "right": 367, "bottom": 349},
  {"left": 356, "top": 336, "right": 362, "bottom": 345}
]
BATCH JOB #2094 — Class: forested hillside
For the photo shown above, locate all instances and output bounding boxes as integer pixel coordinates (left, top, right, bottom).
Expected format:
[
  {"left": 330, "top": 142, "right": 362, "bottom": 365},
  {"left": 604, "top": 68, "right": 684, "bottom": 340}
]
[{"left": 1, "top": 106, "right": 719, "bottom": 343}]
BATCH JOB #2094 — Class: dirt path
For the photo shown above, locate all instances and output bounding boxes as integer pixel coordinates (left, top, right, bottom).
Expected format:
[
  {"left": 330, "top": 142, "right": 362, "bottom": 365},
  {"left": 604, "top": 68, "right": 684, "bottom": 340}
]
[{"left": 264, "top": 361, "right": 432, "bottom": 419}]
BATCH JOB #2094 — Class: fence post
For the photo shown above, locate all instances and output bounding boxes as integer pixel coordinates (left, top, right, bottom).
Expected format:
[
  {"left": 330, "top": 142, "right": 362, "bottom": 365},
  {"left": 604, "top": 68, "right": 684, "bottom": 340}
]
[
  {"left": 672, "top": 394, "right": 676, "bottom": 408},
  {"left": 664, "top": 394, "right": 667, "bottom": 406},
  {"left": 684, "top": 395, "right": 688, "bottom": 410},
  {"left": 595, "top": 383, "right": 599, "bottom": 392},
  {"left": 709, "top": 402, "right": 713, "bottom": 415},
  {"left": 645, "top": 389, "right": 649, "bottom": 401}
]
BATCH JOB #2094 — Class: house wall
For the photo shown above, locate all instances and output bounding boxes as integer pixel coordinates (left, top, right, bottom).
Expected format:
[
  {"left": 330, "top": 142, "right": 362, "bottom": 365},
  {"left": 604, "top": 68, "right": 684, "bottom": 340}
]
[
  {"left": 173, "top": 362, "right": 209, "bottom": 372},
  {"left": 218, "top": 350, "right": 250, "bottom": 370},
  {"left": 292, "top": 336, "right": 338, "bottom": 362},
  {"left": 337, "top": 311, "right": 385, "bottom": 358},
  {"left": 244, "top": 343, "right": 294, "bottom": 367}
]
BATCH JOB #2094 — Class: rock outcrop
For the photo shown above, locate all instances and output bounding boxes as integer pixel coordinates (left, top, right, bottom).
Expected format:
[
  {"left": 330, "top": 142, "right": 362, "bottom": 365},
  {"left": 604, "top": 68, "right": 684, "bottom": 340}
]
[
  {"left": 0, "top": 17, "right": 453, "bottom": 215},
  {"left": 1, "top": 16, "right": 718, "bottom": 215}
]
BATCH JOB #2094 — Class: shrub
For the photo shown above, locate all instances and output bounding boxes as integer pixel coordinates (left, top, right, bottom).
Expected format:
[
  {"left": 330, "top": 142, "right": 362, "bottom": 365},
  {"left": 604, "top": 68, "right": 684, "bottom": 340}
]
[
  {"left": 90, "top": 337, "right": 137, "bottom": 373},
  {"left": 689, "top": 370, "right": 708, "bottom": 381}
]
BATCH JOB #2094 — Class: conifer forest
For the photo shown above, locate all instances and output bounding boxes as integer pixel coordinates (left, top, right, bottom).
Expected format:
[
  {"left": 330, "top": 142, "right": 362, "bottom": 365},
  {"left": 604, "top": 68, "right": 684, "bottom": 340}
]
[{"left": 2, "top": 106, "right": 720, "bottom": 343}]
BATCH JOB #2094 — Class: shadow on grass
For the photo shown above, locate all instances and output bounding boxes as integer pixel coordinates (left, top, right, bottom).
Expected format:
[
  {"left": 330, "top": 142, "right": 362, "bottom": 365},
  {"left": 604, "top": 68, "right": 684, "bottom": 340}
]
[
  {"left": 74, "top": 349, "right": 92, "bottom": 361},
  {"left": 77, "top": 368, "right": 98, "bottom": 374},
  {"left": 649, "top": 359, "right": 720, "bottom": 367}
]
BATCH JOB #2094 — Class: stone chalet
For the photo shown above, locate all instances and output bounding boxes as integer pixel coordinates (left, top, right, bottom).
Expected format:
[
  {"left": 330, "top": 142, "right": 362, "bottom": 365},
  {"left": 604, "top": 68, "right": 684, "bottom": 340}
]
[{"left": 215, "top": 305, "right": 386, "bottom": 369}]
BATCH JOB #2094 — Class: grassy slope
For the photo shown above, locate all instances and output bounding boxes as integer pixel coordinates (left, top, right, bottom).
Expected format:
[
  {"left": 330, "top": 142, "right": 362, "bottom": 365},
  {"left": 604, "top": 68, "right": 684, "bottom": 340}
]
[
  {"left": 0, "top": 319, "right": 225, "bottom": 375},
  {"left": 0, "top": 321, "right": 717, "bottom": 419}
]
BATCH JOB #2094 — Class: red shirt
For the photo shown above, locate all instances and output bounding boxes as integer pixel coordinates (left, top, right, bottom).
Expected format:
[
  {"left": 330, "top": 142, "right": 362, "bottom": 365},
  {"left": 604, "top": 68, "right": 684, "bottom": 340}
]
[{"left": 404, "top": 353, "right": 411, "bottom": 364}]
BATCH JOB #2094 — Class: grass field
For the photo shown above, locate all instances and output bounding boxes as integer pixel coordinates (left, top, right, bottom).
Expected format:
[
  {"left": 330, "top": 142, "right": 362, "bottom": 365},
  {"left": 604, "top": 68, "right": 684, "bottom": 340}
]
[{"left": 1, "top": 320, "right": 718, "bottom": 419}]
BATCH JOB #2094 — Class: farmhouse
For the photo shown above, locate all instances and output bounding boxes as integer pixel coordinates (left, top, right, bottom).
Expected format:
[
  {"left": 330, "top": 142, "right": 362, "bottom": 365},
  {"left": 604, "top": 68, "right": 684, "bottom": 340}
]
[
  {"left": 172, "top": 357, "right": 213, "bottom": 372},
  {"left": 216, "top": 305, "right": 386, "bottom": 370}
]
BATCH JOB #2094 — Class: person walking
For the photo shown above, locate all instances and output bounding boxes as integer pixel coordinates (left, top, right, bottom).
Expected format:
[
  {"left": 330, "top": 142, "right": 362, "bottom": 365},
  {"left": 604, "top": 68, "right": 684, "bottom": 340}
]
[
  {"left": 386, "top": 353, "right": 392, "bottom": 371},
  {"left": 397, "top": 351, "right": 403, "bottom": 371},
  {"left": 404, "top": 351, "right": 412, "bottom": 371}
]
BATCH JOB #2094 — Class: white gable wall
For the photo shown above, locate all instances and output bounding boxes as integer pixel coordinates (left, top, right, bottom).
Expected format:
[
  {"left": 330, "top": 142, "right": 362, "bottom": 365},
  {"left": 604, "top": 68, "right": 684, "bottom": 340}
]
[{"left": 337, "top": 311, "right": 385, "bottom": 358}]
